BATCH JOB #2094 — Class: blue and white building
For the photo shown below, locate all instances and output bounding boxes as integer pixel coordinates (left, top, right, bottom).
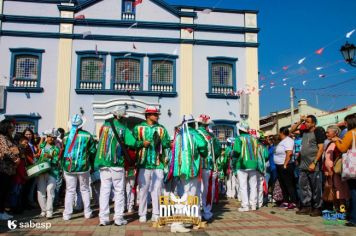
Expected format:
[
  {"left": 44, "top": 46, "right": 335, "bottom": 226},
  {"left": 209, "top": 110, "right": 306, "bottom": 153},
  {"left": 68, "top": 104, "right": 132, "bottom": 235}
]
[{"left": 0, "top": 0, "right": 260, "bottom": 143}]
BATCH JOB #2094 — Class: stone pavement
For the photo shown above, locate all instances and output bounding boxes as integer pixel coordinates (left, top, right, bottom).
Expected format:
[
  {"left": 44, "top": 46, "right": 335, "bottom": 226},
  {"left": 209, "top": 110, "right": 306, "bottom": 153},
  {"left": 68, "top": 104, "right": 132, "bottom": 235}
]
[{"left": 0, "top": 199, "right": 355, "bottom": 236}]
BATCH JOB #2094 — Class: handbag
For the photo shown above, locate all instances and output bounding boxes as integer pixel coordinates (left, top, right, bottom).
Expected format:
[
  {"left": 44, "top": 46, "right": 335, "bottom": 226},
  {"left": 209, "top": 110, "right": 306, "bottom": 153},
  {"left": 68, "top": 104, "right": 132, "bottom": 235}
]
[
  {"left": 341, "top": 131, "right": 356, "bottom": 180},
  {"left": 333, "top": 157, "right": 342, "bottom": 174},
  {"left": 322, "top": 180, "right": 335, "bottom": 203}
]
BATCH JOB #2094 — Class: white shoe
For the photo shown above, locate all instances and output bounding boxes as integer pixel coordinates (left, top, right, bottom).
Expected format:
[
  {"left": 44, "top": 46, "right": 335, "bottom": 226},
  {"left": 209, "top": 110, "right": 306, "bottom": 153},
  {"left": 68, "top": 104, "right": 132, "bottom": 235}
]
[
  {"left": 171, "top": 222, "right": 191, "bottom": 233},
  {"left": 0, "top": 213, "right": 13, "bottom": 220},
  {"left": 40, "top": 212, "right": 46, "bottom": 217},
  {"left": 63, "top": 215, "right": 71, "bottom": 221},
  {"left": 46, "top": 212, "right": 53, "bottom": 219},
  {"left": 115, "top": 218, "right": 128, "bottom": 226},
  {"left": 85, "top": 213, "right": 94, "bottom": 219},
  {"left": 139, "top": 216, "right": 147, "bottom": 223},
  {"left": 250, "top": 206, "right": 257, "bottom": 211},
  {"left": 99, "top": 221, "right": 110, "bottom": 226},
  {"left": 238, "top": 207, "right": 250, "bottom": 212},
  {"left": 151, "top": 215, "right": 159, "bottom": 222}
]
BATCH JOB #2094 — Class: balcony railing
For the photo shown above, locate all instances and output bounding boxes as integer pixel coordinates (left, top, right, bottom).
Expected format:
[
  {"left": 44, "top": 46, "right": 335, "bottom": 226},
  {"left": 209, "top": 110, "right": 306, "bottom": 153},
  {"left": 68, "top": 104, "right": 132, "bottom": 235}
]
[
  {"left": 12, "top": 79, "right": 38, "bottom": 87},
  {"left": 122, "top": 12, "right": 135, "bottom": 20},
  {"left": 79, "top": 81, "right": 103, "bottom": 89},
  {"left": 211, "top": 86, "right": 234, "bottom": 94},
  {"left": 151, "top": 84, "right": 174, "bottom": 92},
  {"left": 113, "top": 82, "right": 140, "bottom": 91}
]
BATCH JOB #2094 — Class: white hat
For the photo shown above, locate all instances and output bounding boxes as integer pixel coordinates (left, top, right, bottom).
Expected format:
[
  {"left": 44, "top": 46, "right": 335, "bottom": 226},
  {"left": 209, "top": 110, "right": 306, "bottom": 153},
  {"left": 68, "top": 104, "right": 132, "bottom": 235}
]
[
  {"left": 182, "top": 114, "right": 195, "bottom": 124},
  {"left": 111, "top": 107, "right": 127, "bottom": 118},
  {"left": 43, "top": 129, "right": 59, "bottom": 137},
  {"left": 70, "top": 114, "right": 86, "bottom": 129},
  {"left": 237, "top": 122, "right": 249, "bottom": 133}
]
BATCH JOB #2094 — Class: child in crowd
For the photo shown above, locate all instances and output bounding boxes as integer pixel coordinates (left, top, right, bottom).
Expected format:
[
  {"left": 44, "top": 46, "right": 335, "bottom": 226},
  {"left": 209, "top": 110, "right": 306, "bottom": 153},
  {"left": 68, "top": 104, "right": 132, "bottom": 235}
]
[{"left": 37, "top": 129, "right": 60, "bottom": 218}]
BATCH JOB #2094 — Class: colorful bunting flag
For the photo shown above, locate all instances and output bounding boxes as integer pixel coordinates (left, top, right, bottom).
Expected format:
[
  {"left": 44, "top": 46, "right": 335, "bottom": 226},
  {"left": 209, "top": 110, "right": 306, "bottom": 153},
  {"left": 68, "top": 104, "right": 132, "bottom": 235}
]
[
  {"left": 318, "top": 74, "right": 326, "bottom": 78},
  {"left": 75, "top": 15, "right": 85, "bottom": 20},
  {"left": 339, "top": 68, "right": 348, "bottom": 73},
  {"left": 315, "top": 47, "right": 324, "bottom": 55},
  {"left": 316, "top": 67, "right": 323, "bottom": 70},
  {"left": 282, "top": 66, "right": 289, "bottom": 70},
  {"left": 298, "top": 57, "right": 306, "bottom": 64},
  {"left": 346, "top": 29, "right": 355, "bottom": 38},
  {"left": 184, "top": 28, "right": 194, "bottom": 33},
  {"left": 133, "top": 43, "right": 137, "bottom": 49},
  {"left": 270, "top": 70, "right": 276, "bottom": 75},
  {"left": 302, "top": 80, "right": 307, "bottom": 86},
  {"left": 133, "top": 0, "right": 143, "bottom": 7}
]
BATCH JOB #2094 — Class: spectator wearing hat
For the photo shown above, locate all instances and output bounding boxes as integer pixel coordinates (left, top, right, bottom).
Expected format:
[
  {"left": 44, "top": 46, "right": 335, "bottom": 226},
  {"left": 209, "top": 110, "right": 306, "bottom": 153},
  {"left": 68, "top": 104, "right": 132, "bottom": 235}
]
[
  {"left": 168, "top": 115, "right": 208, "bottom": 219},
  {"left": 94, "top": 107, "right": 138, "bottom": 226},
  {"left": 37, "top": 129, "right": 60, "bottom": 218},
  {"left": 196, "top": 114, "right": 222, "bottom": 222},
  {"left": 133, "top": 106, "right": 170, "bottom": 223},
  {"left": 62, "top": 115, "right": 97, "bottom": 221},
  {"left": 233, "top": 122, "right": 259, "bottom": 212}
]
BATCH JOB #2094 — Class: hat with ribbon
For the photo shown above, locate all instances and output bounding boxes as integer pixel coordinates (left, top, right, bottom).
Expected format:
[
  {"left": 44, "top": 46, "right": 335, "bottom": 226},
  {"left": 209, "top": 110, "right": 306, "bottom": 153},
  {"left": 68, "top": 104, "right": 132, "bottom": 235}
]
[
  {"left": 196, "top": 114, "right": 213, "bottom": 125},
  {"left": 144, "top": 106, "right": 160, "bottom": 114}
]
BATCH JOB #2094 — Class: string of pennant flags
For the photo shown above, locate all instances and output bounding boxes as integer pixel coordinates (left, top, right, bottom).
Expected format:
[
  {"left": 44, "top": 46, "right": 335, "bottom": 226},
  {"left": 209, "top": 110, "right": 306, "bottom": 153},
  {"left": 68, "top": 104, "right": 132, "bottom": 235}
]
[{"left": 259, "top": 28, "right": 356, "bottom": 92}]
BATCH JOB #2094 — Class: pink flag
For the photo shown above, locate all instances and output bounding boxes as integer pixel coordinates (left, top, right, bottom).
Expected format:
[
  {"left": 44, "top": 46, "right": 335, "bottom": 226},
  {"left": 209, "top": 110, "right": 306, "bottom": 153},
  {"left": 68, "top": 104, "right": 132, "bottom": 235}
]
[
  {"left": 133, "top": 0, "right": 143, "bottom": 7},
  {"left": 184, "top": 28, "right": 194, "bottom": 33},
  {"left": 282, "top": 66, "right": 289, "bottom": 70},
  {"left": 315, "top": 48, "right": 324, "bottom": 55},
  {"left": 75, "top": 15, "right": 85, "bottom": 20}
]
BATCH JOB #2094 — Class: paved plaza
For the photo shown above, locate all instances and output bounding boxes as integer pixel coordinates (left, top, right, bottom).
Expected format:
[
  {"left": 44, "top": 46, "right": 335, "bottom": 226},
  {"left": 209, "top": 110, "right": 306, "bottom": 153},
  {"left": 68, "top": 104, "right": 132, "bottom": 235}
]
[{"left": 0, "top": 199, "right": 354, "bottom": 236}]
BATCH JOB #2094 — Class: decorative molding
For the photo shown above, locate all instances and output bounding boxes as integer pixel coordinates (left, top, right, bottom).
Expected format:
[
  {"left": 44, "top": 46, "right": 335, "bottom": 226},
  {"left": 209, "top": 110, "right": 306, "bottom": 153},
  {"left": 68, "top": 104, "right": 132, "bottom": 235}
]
[
  {"left": 172, "top": 4, "right": 259, "bottom": 14},
  {"left": 0, "top": 15, "right": 259, "bottom": 34},
  {"left": 76, "top": 89, "right": 178, "bottom": 97},
  {"left": 205, "top": 93, "right": 239, "bottom": 99},
  {"left": 6, "top": 87, "right": 44, "bottom": 93},
  {"left": 0, "top": 30, "right": 259, "bottom": 48},
  {"left": 207, "top": 56, "right": 238, "bottom": 62}
]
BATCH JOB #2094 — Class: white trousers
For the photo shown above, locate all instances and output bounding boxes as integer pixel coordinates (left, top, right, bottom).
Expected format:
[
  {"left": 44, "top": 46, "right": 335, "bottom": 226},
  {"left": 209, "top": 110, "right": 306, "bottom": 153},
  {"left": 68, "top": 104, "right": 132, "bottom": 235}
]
[
  {"left": 63, "top": 172, "right": 92, "bottom": 219},
  {"left": 125, "top": 175, "right": 135, "bottom": 211},
  {"left": 257, "top": 172, "right": 265, "bottom": 208},
  {"left": 226, "top": 172, "right": 238, "bottom": 198},
  {"left": 138, "top": 168, "right": 163, "bottom": 218},
  {"left": 37, "top": 173, "right": 56, "bottom": 215},
  {"left": 237, "top": 169, "right": 258, "bottom": 209},
  {"left": 201, "top": 169, "right": 217, "bottom": 219},
  {"left": 99, "top": 167, "right": 125, "bottom": 223},
  {"left": 181, "top": 177, "right": 201, "bottom": 217}
]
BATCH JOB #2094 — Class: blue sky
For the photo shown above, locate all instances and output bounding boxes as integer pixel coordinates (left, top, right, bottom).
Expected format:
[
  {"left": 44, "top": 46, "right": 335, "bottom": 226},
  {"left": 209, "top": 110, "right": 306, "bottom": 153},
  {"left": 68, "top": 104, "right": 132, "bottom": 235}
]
[{"left": 165, "top": 0, "right": 356, "bottom": 116}]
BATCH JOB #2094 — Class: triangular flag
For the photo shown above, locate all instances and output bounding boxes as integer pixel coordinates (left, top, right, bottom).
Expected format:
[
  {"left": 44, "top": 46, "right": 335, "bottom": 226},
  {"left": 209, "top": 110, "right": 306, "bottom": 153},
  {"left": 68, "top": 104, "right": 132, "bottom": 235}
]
[
  {"left": 298, "top": 57, "right": 306, "bottom": 64},
  {"left": 315, "top": 47, "right": 324, "bottom": 55},
  {"left": 270, "top": 70, "right": 276, "bottom": 75},
  {"left": 346, "top": 29, "right": 355, "bottom": 38},
  {"left": 318, "top": 74, "right": 326, "bottom": 78},
  {"left": 95, "top": 44, "right": 98, "bottom": 55},
  {"left": 124, "top": 53, "right": 131, "bottom": 57},
  {"left": 82, "top": 31, "right": 91, "bottom": 38},
  {"left": 202, "top": 9, "right": 212, "bottom": 14},
  {"left": 316, "top": 67, "right": 323, "bottom": 70},
  {"left": 302, "top": 80, "right": 307, "bottom": 86},
  {"left": 133, "top": 43, "right": 137, "bottom": 49},
  {"left": 128, "top": 22, "right": 138, "bottom": 29},
  {"left": 282, "top": 66, "right": 289, "bottom": 70},
  {"left": 339, "top": 68, "right": 347, "bottom": 73},
  {"left": 133, "top": 0, "right": 143, "bottom": 7},
  {"left": 282, "top": 78, "right": 288, "bottom": 81},
  {"left": 184, "top": 28, "right": 194, "bottom": 33},
  {"left": 260, "top": 75, "right": 266, "bottom": 80},
  {"left": 75, "top": 15, "right": 85, "bottom": 20},
  {"left": 283, "top": 83, "right": 287, "bottom": 86}
]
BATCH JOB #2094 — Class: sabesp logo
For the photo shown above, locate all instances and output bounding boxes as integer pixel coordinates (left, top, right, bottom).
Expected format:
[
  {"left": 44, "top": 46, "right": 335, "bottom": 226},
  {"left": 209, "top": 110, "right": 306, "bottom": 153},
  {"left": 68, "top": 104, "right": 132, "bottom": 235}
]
[
  {"left": 8, "top": 220, "right": 17, "bottom": 230},
  {"left": 7, "top": 220, "right": 51, "bottom": 230}
]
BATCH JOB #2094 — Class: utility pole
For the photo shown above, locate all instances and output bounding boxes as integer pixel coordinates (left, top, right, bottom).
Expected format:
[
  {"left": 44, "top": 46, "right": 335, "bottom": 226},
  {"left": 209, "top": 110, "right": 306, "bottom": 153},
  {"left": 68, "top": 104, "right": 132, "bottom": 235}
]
[{"left": 290, "top": 87, "right": 295, "bottom": 125}]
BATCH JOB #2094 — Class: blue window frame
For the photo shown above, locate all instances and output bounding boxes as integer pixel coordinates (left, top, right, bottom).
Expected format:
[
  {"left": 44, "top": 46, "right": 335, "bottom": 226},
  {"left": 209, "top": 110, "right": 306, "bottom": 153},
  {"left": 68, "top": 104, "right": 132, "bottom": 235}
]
[
  {"left": 207, "top": 57, "right": 238, "bottom": 96},
  {"left": 9, "top": 48, "right": 44, "bottom": 92},
  {"left": 148, "top": 54, "right": 177, "bottom": 93},
  {"left": 122, "top": 0, "right": 136, "bottom": 20},
  {"left": 5, "top": 114, "right": 41, "bottom": 133},
  {"left": 212, "top": 120, "right": 237, "bottom": 147},
  {"left": 76, "top": 51, "right": 107, "bottom": 90},
  {"left": 111, "top": 52, "right": 144, "bottom": 91}
]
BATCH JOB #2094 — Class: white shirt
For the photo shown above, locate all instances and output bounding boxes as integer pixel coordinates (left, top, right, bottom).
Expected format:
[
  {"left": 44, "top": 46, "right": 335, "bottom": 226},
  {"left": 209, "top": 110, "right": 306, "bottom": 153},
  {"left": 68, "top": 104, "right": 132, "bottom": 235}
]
[{"left": 274, "top": 136, "right": 295, "bottom": 165}]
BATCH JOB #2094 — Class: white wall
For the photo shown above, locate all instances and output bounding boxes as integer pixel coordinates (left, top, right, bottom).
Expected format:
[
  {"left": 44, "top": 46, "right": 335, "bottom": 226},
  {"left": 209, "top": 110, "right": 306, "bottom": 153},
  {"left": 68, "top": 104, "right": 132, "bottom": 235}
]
[{"left": 3, "top": 1, "right": 59, "bottom": 17}]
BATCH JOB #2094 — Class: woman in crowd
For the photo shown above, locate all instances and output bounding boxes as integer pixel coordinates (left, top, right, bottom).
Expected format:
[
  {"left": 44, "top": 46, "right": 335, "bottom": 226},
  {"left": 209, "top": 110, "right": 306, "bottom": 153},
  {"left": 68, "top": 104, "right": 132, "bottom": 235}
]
[
  {"left": 323, "top": 125, "right": 349, "bottom": 212},
  {"left": 0, "top": 119, "right": 20, "bottom": 220},
  {"left": 274, "top": 127, "right": 297, "bottom": 210},
  {"left": 333, "top": 113, "right": 356, "bottom": 227}
]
